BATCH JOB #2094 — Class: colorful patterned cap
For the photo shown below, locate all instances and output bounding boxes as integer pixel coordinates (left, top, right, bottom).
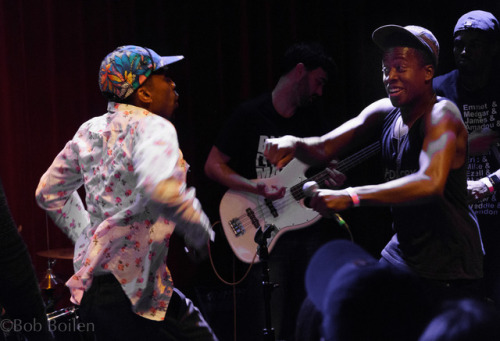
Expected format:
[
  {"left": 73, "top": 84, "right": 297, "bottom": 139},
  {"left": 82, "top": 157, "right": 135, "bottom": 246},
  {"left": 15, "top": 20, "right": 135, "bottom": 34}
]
[
  {"left": 99, "top": 45, "right": 184, "bottom": 101},
  {"left": 454, "top": 10, "right": 500, "bottom": 36},
  {"left": 372, "top": 25, "right": 440, "bottom": 67}
]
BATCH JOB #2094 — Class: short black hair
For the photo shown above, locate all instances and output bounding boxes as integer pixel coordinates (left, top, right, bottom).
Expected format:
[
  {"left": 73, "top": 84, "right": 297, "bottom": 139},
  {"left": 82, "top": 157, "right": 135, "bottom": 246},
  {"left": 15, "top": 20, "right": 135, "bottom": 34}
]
[{"left": 280, "top": 42, "right": 337, "bottom": 79}]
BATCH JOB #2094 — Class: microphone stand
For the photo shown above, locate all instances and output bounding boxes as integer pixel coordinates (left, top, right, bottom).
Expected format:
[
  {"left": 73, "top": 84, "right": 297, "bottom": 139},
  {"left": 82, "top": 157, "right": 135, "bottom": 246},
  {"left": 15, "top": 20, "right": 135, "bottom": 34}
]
[{"left": 254, "top": 224, "right": 278, "bottom": 341}]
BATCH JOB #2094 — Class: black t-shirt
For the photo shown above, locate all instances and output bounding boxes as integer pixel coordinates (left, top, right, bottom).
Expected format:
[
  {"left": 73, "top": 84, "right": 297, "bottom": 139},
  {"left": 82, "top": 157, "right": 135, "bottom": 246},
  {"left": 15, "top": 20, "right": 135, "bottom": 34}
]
[
  {"left": 434, "top": 70, "right": 500, "bottom": 231},
  {"left": 215, "top": 92, "right": 332, "bottom": 180}
]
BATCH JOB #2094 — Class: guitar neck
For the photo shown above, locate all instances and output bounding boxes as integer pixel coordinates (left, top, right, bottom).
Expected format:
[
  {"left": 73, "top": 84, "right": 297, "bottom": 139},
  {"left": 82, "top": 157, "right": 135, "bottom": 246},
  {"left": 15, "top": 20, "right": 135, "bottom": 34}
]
[{"left": 291, "top": 141, "right": 381, "bottom": 200}]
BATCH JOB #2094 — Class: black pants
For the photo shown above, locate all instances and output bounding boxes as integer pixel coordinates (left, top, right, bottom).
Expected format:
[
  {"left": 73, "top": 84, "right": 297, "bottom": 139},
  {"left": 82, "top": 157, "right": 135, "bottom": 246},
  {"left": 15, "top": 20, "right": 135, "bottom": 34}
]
[
  {"left": 78, "top": 274, "right": 218, "bottom": 341},
  {"left": 379, "top": 257, "right": 485, "bottom": 304}
]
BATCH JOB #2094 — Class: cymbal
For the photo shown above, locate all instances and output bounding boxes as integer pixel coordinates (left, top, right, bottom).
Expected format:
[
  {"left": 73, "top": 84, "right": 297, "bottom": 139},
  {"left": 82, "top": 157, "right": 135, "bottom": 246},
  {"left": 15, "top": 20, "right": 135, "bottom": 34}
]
[
  {"left": 39, "top": 269, "right": 61, "bottom": 290},
  {"left": 37, "top": 248, "right": 73, "bottom": 260}
]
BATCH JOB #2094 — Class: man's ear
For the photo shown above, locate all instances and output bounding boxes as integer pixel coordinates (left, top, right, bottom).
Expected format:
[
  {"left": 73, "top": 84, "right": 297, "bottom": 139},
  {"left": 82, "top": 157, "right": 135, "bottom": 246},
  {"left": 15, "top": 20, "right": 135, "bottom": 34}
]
[
  {"left": 424, "top": 64, "right": 435, "bottom": 82},
  {"left": 135, "top": 86, "right": 153, "bottom": 104},
  {"left": 294, "top": 62, "right": 306, "bottom": 78}
]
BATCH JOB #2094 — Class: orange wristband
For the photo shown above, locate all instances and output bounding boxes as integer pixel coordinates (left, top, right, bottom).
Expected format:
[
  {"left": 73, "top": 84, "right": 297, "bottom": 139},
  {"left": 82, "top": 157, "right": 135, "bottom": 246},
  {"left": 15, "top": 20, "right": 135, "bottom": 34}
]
[{"left": 345, "top": 187, "right": 360, "bottom": 207}]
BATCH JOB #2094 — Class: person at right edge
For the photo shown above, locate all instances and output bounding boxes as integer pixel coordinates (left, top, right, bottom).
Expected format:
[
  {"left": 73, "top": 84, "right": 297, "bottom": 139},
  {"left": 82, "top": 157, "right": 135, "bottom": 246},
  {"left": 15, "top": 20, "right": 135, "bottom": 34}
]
[
  {"left": 433, "top": 10, "right": 500, "bottom": 309},
  {"left": 264, "top": 25, "right": 485, "bottom": 305}
]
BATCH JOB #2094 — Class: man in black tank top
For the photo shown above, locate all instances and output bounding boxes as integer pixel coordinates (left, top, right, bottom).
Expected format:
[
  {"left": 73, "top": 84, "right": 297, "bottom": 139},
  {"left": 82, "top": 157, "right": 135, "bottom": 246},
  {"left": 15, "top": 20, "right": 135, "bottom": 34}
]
[{"left": 264, "top": 25, "right": 484, "bottom": 305}]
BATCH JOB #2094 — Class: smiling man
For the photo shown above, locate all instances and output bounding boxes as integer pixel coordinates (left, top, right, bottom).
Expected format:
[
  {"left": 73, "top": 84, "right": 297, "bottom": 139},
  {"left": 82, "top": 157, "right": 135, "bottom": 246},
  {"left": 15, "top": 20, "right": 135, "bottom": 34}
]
[{"left": 264, "top": 26, "right": 484, "bottom": 304}]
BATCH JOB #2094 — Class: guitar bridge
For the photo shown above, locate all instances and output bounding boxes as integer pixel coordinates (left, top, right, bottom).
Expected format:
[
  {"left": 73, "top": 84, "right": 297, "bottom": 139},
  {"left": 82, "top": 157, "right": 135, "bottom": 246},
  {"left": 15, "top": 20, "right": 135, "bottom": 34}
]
[{"left": 229, "top": 218, "right": 245, "bottom": 236}]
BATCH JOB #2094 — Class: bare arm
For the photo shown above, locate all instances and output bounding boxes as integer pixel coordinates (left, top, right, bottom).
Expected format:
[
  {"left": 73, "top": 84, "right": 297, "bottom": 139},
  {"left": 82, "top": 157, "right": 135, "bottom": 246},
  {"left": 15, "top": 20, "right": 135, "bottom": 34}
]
[
  {"left": 204, "top": 146, "right": 286, "bottom": 199},
  {"left": 310, "top": 100, "right": 467, "bottom": 215},
  {"left": 264, "top": 98, "right": 390, "bottom": 168}
]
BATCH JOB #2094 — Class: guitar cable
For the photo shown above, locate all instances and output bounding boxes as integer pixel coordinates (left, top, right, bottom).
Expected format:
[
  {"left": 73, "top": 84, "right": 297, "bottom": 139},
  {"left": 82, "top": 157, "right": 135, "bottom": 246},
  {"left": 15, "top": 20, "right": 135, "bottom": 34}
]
[
  {"left": 207, "top": 220, "right": 261, "bottom": 341},
  {"left": 207, "top": 221, "right": 258, "bottom": 286},
  {"left": 206, "top": 214, "right": 353, "bottom": 341}
]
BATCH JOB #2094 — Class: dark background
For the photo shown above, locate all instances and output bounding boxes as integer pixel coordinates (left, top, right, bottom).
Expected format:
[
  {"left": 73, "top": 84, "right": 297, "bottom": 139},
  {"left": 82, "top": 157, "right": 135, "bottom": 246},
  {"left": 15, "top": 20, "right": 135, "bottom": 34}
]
[{"left": 1, "top": 0, "right": 499, "bottom": 339}]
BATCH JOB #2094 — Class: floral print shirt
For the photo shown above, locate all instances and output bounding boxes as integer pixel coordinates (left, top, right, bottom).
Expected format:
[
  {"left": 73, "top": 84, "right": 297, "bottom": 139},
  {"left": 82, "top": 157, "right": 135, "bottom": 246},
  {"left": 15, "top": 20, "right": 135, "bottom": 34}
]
[{"left": 36, "top": 102, "right": 213, "bottom": 321}]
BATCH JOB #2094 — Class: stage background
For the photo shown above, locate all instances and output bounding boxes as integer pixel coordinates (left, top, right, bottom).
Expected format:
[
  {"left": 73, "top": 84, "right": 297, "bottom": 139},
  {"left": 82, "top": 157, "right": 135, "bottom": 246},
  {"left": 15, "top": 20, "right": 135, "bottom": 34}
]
[{"left": 1, "top": 1, "right": 498, "bottom": 339}]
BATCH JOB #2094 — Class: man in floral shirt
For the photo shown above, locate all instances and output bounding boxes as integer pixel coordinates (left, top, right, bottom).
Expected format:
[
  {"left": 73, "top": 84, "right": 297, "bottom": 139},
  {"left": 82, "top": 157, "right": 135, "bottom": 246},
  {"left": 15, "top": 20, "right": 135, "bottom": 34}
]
[{"left": 35, "top": 45, "right": 218, "bottom": 340}]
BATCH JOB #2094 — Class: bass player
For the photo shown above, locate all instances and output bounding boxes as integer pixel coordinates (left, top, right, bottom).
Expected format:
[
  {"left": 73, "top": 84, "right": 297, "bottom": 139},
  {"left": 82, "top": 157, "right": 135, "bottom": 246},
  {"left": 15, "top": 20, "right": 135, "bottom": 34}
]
[{"left": 204, "top": 42, "right": 343, "bottom": 341}]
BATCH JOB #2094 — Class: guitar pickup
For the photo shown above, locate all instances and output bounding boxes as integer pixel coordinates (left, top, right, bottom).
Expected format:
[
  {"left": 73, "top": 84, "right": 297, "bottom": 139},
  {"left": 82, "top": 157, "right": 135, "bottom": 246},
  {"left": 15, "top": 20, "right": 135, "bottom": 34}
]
[
  {"left": 246, "top": 208, "right": 261, "bottom": 229},
  {"left": 229, "top": 218, "right": 245, "bottom": 236},
  {"left": 264, "top": 199, "right": 279, "bottom": 218}
]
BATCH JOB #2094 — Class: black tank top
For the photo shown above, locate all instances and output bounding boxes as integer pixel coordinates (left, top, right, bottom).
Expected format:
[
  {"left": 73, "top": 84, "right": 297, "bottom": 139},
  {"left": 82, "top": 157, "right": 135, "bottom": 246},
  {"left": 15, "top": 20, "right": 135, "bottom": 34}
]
[{"left": 380, "top": 108, "right": 483, "bottom": 280}]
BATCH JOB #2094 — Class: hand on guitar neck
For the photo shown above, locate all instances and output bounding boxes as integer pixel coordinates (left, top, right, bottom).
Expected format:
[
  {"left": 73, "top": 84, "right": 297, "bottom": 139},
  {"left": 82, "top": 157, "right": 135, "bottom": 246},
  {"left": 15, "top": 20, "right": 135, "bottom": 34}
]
[
  {"left": 254, "top": 158, "right": 344, "bottom": 201},
  {"left": 322, "top": 161, "right": 347, "bottom": 189},
  {"left": 255, "top": 182, "right": 287, "bottom": 200},
  {"left": 219, "top": 141, "right": 380, "bottom": 263}
]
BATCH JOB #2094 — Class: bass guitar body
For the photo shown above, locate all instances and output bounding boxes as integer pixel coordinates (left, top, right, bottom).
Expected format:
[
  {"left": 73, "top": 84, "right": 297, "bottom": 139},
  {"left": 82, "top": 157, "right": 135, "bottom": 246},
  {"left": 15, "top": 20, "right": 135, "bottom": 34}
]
[{"left": 219, "top": 159, "right": 321, "bottom": 263}]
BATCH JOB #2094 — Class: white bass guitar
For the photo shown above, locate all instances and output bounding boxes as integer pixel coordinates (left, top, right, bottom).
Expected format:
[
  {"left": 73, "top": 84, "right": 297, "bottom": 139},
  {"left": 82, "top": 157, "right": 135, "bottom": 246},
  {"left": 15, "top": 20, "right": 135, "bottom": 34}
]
[{"left": 219, "top": 141, "right": 380, "bottom": 263}]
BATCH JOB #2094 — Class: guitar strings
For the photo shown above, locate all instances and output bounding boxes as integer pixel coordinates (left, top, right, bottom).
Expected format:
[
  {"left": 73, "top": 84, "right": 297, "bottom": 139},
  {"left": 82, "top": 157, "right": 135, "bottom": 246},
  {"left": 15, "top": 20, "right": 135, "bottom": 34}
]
[
  {"left": 289, "top": 141, "right": 381, "bottom": 199},
  {"left": 229, "top": 142, "right": 381, "bottom": 230},
  {"left": 230, "top": 142, "right": 381, "bottom": 230},
  {"left": 277, "top": 142, "right": 380, "bottom": 212}
]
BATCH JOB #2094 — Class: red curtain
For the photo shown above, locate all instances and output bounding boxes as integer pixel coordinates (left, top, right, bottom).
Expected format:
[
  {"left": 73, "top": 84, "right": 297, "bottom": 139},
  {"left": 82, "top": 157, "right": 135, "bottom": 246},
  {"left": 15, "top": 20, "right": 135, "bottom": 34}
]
[{"left": 0, "top": 0, "right": 498, "bottom": 308}]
